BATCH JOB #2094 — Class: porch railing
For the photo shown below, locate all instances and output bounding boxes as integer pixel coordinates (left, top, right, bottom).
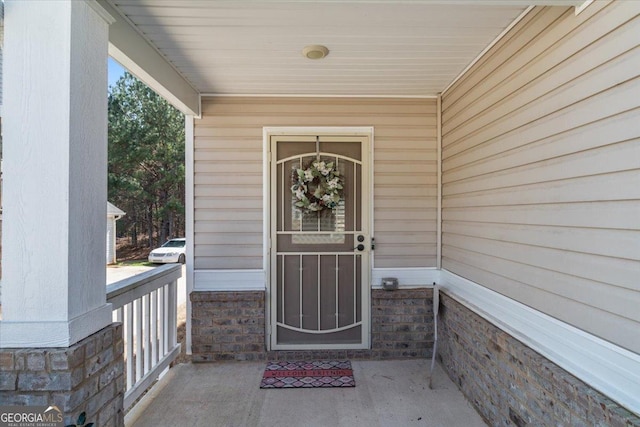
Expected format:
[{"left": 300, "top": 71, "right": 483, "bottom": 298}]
[{"left": 107, "top": 264, "right": 182, "bottom": 410}]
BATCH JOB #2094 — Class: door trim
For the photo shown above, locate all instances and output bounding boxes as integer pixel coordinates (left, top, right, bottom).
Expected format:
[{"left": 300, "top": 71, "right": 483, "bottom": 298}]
[{"left": 263, "top": 127, "right": 374, "bottom": 351}]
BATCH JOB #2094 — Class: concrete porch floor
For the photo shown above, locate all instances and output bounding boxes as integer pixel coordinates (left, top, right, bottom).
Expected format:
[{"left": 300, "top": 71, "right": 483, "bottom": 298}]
[{"left": 127, "top": 359, "right": 487, "bottom": 427}]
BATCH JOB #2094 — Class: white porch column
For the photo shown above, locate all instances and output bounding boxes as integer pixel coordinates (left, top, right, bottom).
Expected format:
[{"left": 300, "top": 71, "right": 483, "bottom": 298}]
[{"left": 0, "top": 0, "right": 114, "bottom": 347}]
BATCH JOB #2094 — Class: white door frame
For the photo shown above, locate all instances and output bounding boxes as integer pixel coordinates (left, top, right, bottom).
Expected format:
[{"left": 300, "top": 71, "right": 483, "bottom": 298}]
[{"left": 263, "top": 127, "right": 375, "bottom": 351}]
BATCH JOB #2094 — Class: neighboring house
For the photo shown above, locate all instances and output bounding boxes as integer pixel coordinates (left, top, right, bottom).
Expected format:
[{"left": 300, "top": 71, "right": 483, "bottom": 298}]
[
  {"left": 1, "top": 1, "right": 639, "bottom": 426},
  {"left": 106, "top": 202, "right": 125, "bottom": 265}
]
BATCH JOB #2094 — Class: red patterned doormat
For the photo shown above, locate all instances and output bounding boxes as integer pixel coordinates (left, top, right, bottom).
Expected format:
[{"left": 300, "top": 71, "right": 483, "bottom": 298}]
[{"left": 260, "top": 360, "right": 355, "bottom": 388}]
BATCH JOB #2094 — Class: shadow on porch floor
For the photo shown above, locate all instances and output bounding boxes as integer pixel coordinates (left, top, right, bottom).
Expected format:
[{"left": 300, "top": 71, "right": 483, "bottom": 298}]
[{"left": 127, "top": 359, "right": 487, "bottom": 427}]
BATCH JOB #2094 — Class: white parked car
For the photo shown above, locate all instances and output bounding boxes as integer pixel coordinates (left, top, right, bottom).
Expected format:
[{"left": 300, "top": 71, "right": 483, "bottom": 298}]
[{"left": 148, "top": 238, "right": 186, "bottom": 264}]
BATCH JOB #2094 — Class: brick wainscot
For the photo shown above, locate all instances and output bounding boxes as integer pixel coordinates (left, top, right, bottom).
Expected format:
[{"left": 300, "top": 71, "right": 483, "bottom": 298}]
[
  {"left": 191, "top": 288, "right": 434, "bottom": 362},
  {"left": 0, "top": 324, "right": 125, "bottom": 427},
  {"left": 438, "top": 294, "right": 640, "bottom": 427}
]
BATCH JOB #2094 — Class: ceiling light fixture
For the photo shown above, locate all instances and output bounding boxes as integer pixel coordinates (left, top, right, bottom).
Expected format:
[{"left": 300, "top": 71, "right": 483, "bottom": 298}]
[{"left": 302, "top": 45, "right": 329, "bottom": 60}]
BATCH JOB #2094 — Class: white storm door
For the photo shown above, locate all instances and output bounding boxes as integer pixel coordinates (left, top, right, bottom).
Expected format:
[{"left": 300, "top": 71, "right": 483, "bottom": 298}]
[{"left": 270, "top": 134, "right": 370, "bottom": 350}]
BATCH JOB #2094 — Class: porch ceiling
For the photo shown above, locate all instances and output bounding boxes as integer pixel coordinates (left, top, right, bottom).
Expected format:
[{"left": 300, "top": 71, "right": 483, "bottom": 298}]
[{"left": 107, "top": 0, "right": 578, "bottom": 97}]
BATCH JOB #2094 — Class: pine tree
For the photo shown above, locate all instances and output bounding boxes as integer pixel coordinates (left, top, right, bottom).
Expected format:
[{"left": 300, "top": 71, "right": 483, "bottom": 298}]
[{"left": 108, "top": 72, "right": 185, "bottom": 248}]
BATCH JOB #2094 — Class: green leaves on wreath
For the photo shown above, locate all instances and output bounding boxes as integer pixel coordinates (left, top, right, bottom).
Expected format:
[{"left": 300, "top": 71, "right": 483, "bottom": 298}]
[{"left": 291, "top": 160, "right": 344, "bottom": 213}]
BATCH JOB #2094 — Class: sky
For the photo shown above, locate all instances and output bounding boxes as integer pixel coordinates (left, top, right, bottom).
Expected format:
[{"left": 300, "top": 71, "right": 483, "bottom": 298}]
[{"left": 108, "top": 57, "right": 126, "bottom": 89}]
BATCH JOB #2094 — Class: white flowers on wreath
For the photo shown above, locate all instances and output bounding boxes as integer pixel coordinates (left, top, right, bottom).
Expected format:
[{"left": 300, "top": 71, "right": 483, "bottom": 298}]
[{"left": 291, "top": 160, "right": 344, "bottom": 212}]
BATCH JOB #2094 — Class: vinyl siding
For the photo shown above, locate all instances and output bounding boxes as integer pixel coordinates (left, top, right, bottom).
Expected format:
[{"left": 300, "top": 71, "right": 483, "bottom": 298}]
[
  {"left": 441, "top": 2, "right": 640, "bottom": 353},
  {"left": 194, "top": 97, "right": 437, "bottom": 270}
]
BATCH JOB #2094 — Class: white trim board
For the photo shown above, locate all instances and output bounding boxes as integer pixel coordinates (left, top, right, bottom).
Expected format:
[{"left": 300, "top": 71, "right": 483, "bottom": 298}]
[
  {"left": 201, "top": 93, "right": 438, "bottom": 99},
  {"left": 440, "top": 269, "right": 640, "bottom": 416},
  {"left": 436, "top": 94, "right": 442, "bottom": 270},
  {"left": 263, "top": 126, "right": 376, "bottom": 136},
  {"left": 194, "top": 270, "right": 266, "bottom": 292},
  {"left": 575, "top": 0, "right": 594, "bottom": 15},
  {"left": 371, "top": 268, "right": 438, "bottom": 289},
  {"left": 0, "top": 303, "right": 113, "bottom": 348},
  {"left": 185, "top": 115, "right": 195, "bottom": 354},
  {"left": 100, "top": 0, "right": 200, "bottom": 115},
  {"left": 86, "top": 0, "right": 116, "bottom": 24},
  {"left": 193, "top": 268, "right": 437, "bottom": 290}
]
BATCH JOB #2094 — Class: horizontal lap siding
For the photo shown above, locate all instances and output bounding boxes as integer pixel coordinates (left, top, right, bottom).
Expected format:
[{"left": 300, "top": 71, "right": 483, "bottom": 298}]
[
  {"left": 195, "top": 97, "right": 437, "bottom": 269},
  {"left": 441, "top": 2, "right": 640, "bottom": 353}
]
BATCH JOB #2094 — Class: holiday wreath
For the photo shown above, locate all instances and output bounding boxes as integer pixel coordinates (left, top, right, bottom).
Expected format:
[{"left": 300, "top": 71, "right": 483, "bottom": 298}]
[{"left": 291, "top": 160, "right": 344, "bottom": 212}]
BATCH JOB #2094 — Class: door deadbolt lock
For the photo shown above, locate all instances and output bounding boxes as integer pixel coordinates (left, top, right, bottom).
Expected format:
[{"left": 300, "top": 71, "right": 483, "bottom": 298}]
[{"left": 357, "top": 235, "right": 365, "bottom": 242}]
